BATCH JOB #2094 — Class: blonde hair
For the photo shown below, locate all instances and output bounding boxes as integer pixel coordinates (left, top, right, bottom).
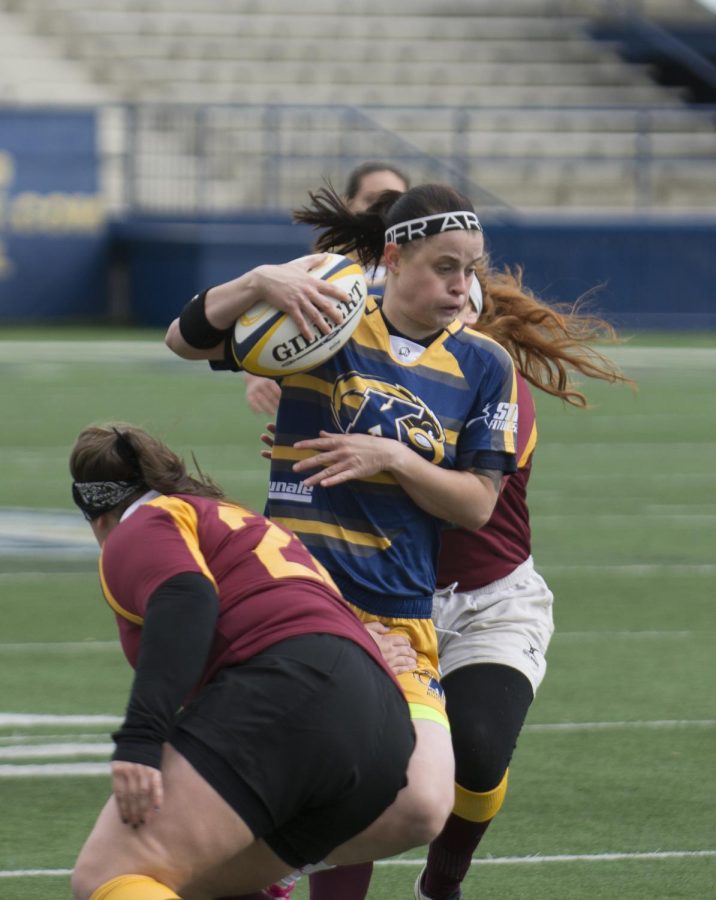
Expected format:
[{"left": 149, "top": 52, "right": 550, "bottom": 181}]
[{"left": 476, "top": 258, "right": 633, "bottom": 407}]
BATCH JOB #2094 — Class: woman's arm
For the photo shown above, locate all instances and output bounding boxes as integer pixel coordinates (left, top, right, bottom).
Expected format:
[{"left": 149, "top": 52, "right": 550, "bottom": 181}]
[
  {"left": 292, "top": 431, "right": 502, "bottom": 532},
  {"left": 110, "top": 571, "right": 219, "bottom": 826},
  {"left": 164, "top": 256, "right": 348, "bottom": 360}
]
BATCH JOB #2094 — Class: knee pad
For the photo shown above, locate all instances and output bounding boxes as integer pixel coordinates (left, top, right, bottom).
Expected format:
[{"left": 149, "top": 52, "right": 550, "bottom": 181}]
[{"left": 443, "top": 663, "right": 533, "bottom": 791}]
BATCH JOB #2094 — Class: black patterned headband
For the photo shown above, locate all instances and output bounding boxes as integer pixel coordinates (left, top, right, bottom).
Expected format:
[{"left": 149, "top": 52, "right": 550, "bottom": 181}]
[
  {"left": 72, "top": 480, "right": 143, "bottom": 521},
  {"left": 385, "top": 211, "right": 482, "bottom": 246},
  {"left": 71, "top": 429, "right": 146, "bottom": 520}
]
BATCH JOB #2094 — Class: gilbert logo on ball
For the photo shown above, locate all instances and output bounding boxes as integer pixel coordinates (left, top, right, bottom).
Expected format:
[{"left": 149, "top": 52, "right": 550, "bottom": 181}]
[{"left": 232, "top": 253, "right": 367, "bottom": 377}]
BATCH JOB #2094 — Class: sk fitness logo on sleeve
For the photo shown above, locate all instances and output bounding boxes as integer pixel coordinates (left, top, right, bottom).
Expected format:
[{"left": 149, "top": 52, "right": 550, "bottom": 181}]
[{"left": 483, "top": 402, "right": 518, "bottom": 434}]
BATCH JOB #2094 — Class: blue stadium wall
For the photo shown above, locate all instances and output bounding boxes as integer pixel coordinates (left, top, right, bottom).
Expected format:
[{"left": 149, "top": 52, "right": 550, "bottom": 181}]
[
  {"left": 0, "top": 109, "right": 109, "bottom": 321},
  {"left": 1, "top": 110, "right": 714, "bottom": 329},
  {"left": 110, "top": 214, "right": 716, "bottom": 330}
]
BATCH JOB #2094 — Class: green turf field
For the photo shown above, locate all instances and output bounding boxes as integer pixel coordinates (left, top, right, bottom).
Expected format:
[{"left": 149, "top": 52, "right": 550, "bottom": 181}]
[{"left": 0, "top": 330, "right": 714, "bottom": 899}]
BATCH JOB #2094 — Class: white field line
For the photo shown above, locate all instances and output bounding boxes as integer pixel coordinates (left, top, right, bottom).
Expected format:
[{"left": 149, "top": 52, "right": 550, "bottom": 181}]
[
  {"left": 0, "top": 732, "right": 111, "bottom": 745},
  {"left": 380, "top": 849, "right": 716, "bottom": 865},
  {"left": 0, "top": 714, "right": 121, "bottom": 726},
  {"left": 523, "top": 720, "right": 716, "bottom": 733},
  {"left": 0, "top": 743, "right": 112, "bottom": 759},
  {"left": 0, "top": 762, "right": 109, "bottom": 776},
  {"left": 384, "top": 850, "right": 716, "bottom": 865},
  {"left": 0, "top": 869, "right": 72, "bottom": 878},
  {"left": 3, "top": 715, "right": 712, "bottom": 733},
  {"left": 1, "top": 720, "right": 713, "bottom": 777},
  {"left": 8, "top": 722, "right": 714, "bottom": 761},
  {"left": 3, "top": 849, "right": 716, "bottom": 879}
]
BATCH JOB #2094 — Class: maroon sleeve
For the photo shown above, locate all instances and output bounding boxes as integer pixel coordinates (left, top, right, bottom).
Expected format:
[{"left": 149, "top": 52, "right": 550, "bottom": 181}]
[{"left": 100, "top": 504, "right": 211, "bottom": 622}]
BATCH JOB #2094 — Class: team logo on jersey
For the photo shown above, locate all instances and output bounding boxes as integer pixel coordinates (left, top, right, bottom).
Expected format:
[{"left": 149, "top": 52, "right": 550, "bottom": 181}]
[
  {"left": 481, "top": 401, "right": 518, "bottom": 434},
  {"left": 331, "top": 372, "right": 446, "bottom": 464}
]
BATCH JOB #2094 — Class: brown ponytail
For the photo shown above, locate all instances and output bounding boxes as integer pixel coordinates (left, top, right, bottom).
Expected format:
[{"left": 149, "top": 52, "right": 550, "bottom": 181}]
[
  {"left": 294, "top": 184, "right": 391, "bottom": 270},
  {"left": 294, "top": 182, "right": 476, "bottom": 271},
  {"left": 70, "top": 424, "right": 225, "bottom": 509}
]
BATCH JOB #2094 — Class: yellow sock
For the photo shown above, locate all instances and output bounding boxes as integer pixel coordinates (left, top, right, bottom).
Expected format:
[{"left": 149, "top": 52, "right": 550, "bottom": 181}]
[
  {"left": 452, "top": 769, "right": 509, "bottom": 823},
  {"left": 90, "top": 874, "right": 181, "bottom": 900}
]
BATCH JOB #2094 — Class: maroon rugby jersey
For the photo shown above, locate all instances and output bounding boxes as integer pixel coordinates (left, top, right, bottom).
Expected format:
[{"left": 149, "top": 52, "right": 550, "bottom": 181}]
[
  {"left": 98, "top": 493, "right": 396, "bottom": 689},
  {"left": 437, "top": 373, "right": 537, "bottom": 590}
]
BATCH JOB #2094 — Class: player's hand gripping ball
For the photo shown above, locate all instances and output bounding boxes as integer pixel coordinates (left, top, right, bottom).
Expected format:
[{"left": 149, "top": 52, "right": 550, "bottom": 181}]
[{"left": 232, "top": 253, "right": 367, "bottom": 377}]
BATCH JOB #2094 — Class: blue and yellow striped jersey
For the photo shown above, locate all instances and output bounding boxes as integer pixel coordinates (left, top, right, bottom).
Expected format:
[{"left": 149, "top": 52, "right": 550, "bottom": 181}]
[{"left": 266, "top": 296, "right": 518, "bottom": 619}]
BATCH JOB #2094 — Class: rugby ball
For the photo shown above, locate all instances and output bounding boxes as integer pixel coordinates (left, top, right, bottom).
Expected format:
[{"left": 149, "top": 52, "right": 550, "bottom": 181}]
[{"left": 231, "top": 253, "right": 367, "bottom": 377}]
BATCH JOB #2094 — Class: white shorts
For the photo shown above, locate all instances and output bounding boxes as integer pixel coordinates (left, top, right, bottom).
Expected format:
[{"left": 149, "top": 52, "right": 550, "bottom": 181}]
[{"left": 432, "top": 556, "right": 554, "bottom": 695}]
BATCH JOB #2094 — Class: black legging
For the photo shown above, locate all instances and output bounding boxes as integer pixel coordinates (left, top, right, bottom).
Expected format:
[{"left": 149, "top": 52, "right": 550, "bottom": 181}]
[{"left": 442, "top": 662, "right": 535, "bottom": 793}]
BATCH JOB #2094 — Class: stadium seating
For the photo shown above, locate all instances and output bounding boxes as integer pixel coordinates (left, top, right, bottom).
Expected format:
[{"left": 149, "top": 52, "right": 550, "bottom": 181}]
[
  {"left": 0, "top": 5, "right": 110, "bottom": 103},
  {"left": 1, "top": 0, "right": 715, "bottom": 212}
]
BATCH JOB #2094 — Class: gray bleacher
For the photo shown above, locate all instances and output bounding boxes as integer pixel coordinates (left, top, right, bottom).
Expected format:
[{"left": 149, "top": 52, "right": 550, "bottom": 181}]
[{"left": 1, "top": 0, "right": 715, "bottom": 213}]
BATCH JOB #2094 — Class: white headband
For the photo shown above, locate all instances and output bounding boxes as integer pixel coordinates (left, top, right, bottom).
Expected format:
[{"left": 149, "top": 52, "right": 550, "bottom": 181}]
[{"left": 385, "top": 210, "right": 482, "bottom": 245}]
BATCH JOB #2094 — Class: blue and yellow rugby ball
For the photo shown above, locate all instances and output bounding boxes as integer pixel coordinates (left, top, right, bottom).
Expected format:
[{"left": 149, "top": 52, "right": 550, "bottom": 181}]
[{"left": 231, "top": 253, "right": 367, "bottom": 377}]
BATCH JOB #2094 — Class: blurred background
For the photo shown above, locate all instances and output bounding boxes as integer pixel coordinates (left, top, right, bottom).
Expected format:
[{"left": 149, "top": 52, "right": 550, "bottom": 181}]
[{"left": 0, "top": 0, "right": 714, "bottom": 330}]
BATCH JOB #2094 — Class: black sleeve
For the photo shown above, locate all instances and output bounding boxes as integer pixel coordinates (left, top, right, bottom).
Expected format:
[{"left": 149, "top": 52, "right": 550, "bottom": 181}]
[
  {"left": 209, "top": 332, "right": 242, "bottom": 371},
  {"left": 111, "top": 571, "right": 220, "bottom": 769}
]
